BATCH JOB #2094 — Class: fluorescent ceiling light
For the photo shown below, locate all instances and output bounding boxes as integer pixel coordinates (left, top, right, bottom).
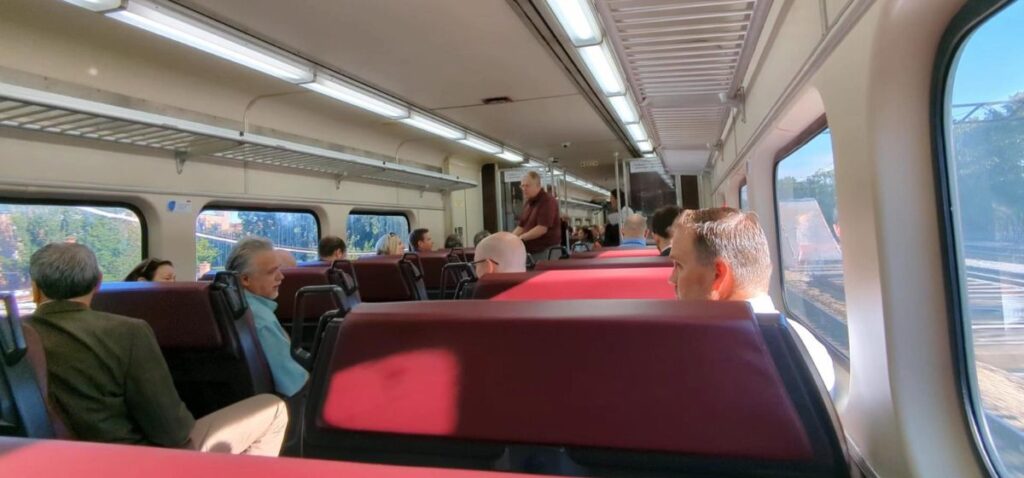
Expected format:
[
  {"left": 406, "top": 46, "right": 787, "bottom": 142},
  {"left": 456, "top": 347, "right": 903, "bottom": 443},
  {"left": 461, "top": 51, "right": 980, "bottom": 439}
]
[
  {"left": 637, "top": 140, "right": 654, "bottom": 152},
  {"left": 459, "top": 135, "right": 502, "bottom": 154},
  {"left": 497, "top": 148, "right": 524, "bottom": 163},
  {"left": 527, "top": 159, "right": 546, "bottom": 168},
  {"left": 545, "top": 0, "right": 602, "bottom": 47},
  {"left": 401, "top": 112, "right": 465, "bottom": 140},
  {"left": 579, "top": 42, "right": 625, "bottom": 96},
  {"left": 643, "top": 152, "right": 656, "bottom": 158},
  {"left": 106, "top": 0, "right": 314, "bottom": 84},
  {"left": 304, "top": 74, "right": 408, "bottom": 119},
  {"left": 609, "top": 95, "right": 639, "bottom": 124},
  {"left": 626, "top": 123, "right": 647, "bottom": 142},
  {"left": 62, "top": 0, "right": 123, "bottom": 12}
]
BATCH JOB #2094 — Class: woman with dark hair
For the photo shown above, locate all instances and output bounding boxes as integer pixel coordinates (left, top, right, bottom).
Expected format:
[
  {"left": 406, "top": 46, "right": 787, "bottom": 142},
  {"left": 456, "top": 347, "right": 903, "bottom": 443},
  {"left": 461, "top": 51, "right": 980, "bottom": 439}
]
[{"left": 124, "top": 258, "right": 176, "bottom": 282}]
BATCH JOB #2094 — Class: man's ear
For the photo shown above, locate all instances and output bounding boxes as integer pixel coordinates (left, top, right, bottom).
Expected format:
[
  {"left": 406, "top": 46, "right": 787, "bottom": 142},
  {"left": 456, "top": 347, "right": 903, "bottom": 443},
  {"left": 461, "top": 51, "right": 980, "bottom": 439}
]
[
  {"left": 31, "top": 281, "right": 42, "bottom": 304},
  {"left": 709, "top": 257, "right": 734, "bottom": 300},
  {"left": 486, "top": 261, "right": 496, "bottom": 275},
  {"left": 93, "top": 272, "right": 104, "bottom": 293}
]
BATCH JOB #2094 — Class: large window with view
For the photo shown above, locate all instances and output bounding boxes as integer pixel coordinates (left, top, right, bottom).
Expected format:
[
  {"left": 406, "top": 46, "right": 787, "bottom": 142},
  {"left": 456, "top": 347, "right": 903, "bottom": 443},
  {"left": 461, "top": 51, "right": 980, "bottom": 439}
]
[
  {"left": 346, "top": 212, "right": 410, "bottom": 257},
  {"left": 0, "top": 203, "right": 144, "bottom": 315},
  {"left": 942, "top": 1, "right": 1024, "bottom": 475},
  {"left": 195, "top": 209, "right": 319, "bottom": 278},
  {"left": 775, "top": 128, "right": 849, "bottom": 357}
]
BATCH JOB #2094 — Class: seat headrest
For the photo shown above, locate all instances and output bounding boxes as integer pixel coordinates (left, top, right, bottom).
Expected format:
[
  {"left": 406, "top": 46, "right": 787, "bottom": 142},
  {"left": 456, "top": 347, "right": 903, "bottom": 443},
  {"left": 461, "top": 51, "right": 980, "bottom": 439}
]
[
  {"left": 0, "top": 294, "right": 25, "bottom": 365},
  {"left": 352, "top": 256, "right": 414, "bottom": 302},
  {"left": 317, "top": 300, "right": 813, "bottom": 461},
  {"left": 571, "top": 247, "right": 660, "bottom": 259},
  {"left": 535, "top": 256, "right": 671, "bottom": 271},
  {"left": 472, "top": 268, "right": 674, "bottom": 300},
  {"left": 92, "top": 282, "right": 226, "bottom": 350}
]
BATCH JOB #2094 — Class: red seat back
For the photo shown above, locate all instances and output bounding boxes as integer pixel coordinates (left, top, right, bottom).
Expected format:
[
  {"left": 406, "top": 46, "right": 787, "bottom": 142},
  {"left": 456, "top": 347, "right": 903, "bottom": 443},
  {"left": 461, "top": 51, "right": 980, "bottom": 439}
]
[
  {"left": 416, "top": 251, "right": 451, "bottom": 293},
  {"left": 91, "top": 275, "right": 273, "bottom": 416},
  {"left": 304, "top": 300, "right": 846, "bottom": 476},
  {"left": 471, "top": 268, "right": 674, "bottom": 300},
  {"left": 534, "top": 256, "right": 671, "bottom": 271},
  {"left": 571, "top": 247, "right": 659, "bottom": 259},
  {"left": 352, "top": 256, "right": 425, "bottom": 302}
]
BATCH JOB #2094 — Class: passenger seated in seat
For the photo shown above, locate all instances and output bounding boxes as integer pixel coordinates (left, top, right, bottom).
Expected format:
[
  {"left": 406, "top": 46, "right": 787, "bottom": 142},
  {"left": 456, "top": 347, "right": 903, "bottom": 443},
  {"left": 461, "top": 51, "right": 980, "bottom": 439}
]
[
  {"left": 619, "top": 213, "right": 649, "bottom": 248},
  {"left": 226, "top": 237, "right": 309, "bottom": 397},
  {"left": 444, "top": 234, "right": 463, "bottom": 249},
  {"left": 668, "top": 207, "right": 836, "bottom": 391},
  {"left": 472, "top": 232, "right": 527, "bottom": 278},
  {"left": 650, "top": 205, "right": 682, "bottom": 257},
  {"left": 473, "top": 230, "right": 491, "bottom": 246},
  {"left": 375, "top": 233, "right": 405, "bottom": 256},
  {"left": 28, "top": 243, "right": 287, "bottom": 455},
  {"left": 318, "top": 236, "right": 347, "bottom": 262},
  {"left": 409, "top": 228, "right": 434, "bottom": 252},
  {"left": 124, "top": 258, "right": 176, "bottom": 282}
]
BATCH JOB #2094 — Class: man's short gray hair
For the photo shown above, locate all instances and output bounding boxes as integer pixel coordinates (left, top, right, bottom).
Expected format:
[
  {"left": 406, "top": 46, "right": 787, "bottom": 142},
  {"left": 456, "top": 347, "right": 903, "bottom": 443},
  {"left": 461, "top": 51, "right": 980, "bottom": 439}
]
[
  {"left": 30, "top": 243, "right": 102, "bottom": 300},
  {"left": 226, "top": 237, "right": 274, "bottom": 275}
]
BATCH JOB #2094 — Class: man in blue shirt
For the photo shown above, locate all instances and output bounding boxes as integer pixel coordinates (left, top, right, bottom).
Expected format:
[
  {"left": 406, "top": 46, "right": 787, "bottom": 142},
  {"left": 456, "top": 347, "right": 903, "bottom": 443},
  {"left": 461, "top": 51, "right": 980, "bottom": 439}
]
[
  {"left": 618, "top": 213, "right": 649, "bottom": 248},
  {"left": 226, "top": 237, "right": 309, "bottom": 397}
]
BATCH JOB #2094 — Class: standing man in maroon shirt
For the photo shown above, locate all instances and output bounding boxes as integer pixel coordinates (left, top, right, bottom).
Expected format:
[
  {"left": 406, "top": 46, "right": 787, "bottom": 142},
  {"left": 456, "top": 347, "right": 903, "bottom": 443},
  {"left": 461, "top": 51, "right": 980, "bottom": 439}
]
[{"left": 513, "top": 170, "right": 562, "bottom": 262}]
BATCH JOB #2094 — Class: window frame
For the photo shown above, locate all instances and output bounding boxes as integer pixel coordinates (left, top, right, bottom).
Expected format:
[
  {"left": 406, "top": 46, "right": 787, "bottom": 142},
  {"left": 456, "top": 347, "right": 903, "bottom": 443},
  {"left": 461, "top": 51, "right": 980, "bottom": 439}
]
[
  {"left": 930, "top": 1, "right": 1019, "bottom": 476},
  {"left": 738, "top": 178, "right": 749, "bottom": 210},
  {"left": 345, "top": 210, "right": 411, "bottom": 254},
  {"left": 770, "top": 116, "right": 850, "bottom": 366},
  {"left": 196, "top": 205, "right": 322, "bottom": 262},
  {"left": 0, "top": 196, "right": 149, "bottom": 257}
]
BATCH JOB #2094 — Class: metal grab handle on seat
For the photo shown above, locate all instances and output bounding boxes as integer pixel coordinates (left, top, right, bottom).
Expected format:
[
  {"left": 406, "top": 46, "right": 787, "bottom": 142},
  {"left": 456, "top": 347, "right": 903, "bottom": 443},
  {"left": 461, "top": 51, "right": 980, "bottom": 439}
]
[
  {"left": 0, "top": 294, "right": 25, "bottom": 366},
  {"left": 440, "top": 262, "right": 477, "bottom": 300},
  {"left": 547, "top": 246, "right": 569, "bottom": 260},
  {"left": 290, "top": 285, "right": 347, "bottom": 369}
]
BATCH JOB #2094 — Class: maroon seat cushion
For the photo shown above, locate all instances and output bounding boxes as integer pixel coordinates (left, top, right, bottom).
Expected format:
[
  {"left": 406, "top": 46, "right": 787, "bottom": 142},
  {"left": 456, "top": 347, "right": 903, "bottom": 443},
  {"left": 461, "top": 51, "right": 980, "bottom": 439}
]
[
  {"left": 316, "top": 300, "right": 813, "bottom": 461},
  {"left": 352, "top": 256, "right": 414, "bottom": 302},
  {"left": 415, "top": 251, "right": 452, "bottom": 291},
  {"left": 534, "top": 256, "right": 671, "bottom": 271},
  {"left": 92, "top": 282, "right": 223, "bottom": 350},
  {"left": 472, "top": 268, "right": 674, "bottom": 300},
  {"left": 571, "top": 247, "right": 659, "bottom": 259},
  {"left": 0, "top": 437, "right": 546, "bottom": 478}
]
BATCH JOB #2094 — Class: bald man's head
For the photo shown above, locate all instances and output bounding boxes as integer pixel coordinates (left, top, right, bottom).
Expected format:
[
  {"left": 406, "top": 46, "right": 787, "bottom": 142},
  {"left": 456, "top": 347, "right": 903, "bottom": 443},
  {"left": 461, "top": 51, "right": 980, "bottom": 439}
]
[
  {"left": 621, "top": 213, "right": 648, "bottom": 240},
  {"left": 473, "top": 232, "right": 527, "bottom": 278}
]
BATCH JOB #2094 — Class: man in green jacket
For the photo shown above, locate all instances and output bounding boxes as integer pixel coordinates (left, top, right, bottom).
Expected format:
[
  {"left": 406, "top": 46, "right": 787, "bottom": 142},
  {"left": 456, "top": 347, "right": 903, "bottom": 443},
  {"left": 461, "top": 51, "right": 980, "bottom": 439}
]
[{"left": 28, "top": 243, "right": 287, "bottom": 455}]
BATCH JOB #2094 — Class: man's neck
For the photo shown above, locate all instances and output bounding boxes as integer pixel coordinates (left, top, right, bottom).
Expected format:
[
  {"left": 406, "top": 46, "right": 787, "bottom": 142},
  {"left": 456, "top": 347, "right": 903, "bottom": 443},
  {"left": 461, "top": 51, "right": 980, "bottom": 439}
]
[{"left": 727, "top": 289, "right": 768, "bottom": 302}]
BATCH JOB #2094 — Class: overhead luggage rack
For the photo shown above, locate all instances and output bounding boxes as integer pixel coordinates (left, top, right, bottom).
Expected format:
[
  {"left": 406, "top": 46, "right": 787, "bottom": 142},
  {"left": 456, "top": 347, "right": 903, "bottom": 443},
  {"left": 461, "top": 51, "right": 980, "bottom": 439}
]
[{"left": 0, "top": 81, "right": 477, "bottom": 192}]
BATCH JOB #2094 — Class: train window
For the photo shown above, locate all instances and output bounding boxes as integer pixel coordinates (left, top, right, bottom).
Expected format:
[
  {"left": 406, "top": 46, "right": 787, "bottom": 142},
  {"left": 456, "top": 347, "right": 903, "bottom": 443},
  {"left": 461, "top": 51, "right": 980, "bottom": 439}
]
[
  {"left": 941, "top": 1, "right": 1024, "bottom": 475},
  {"left": 346, "top": 212, "right": 410, "bottom": 257},
  {"left": 775, "top": 128, "right": 849, "bottom": 357},
  {"left": 0, "top": 202, "right": 144, "bottom": 314},
  {"left": 195, "top": 209, "right": 319, "bottom": 276},
  {"left": 739, "top": 179, "right": 749, "bottom": 210}
]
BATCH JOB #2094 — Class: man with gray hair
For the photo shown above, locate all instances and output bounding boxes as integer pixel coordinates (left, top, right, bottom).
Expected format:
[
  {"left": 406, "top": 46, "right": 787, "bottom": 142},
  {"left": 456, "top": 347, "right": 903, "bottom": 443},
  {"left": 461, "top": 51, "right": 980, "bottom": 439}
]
[
  {"left": 618, "top": 213, "right": 649, "bottom": 248},
  {"left": 668, "top": 207, "right": 836, "bottom": 391},
  {"left": 226, "top": 237, "right": 308, "bottom": 397},
  {"left": 28, "top": 243, "right": 287, "bottom": 454},
  {"left": 513, "top": 170, "right": 561, "bottom": 262}
]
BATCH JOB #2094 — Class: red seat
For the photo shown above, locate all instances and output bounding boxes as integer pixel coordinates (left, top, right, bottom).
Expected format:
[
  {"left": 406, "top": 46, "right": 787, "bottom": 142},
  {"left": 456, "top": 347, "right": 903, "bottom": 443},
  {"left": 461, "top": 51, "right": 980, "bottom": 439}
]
[
  {"left": 0, "top": 437, "right": 549, "bottom": 478},
  {"left": 534, "top": 256, "right": 671, "bottom": 271},
  {"left": 571, "top": 247, "right": 659, "bottom": 259},
  {"left": 0, "top": 294, "right": 56, "bottom": 439},
  {"left": 471, "top": 268, "right": 674, "bottom": 300},
  {"left": 352, "top": 255, "right": 427, "bottom": 302},
  {"left": 304, "top": 300, "right": 846, "bottom": 476},
  {"left": 91, "top": 274, "right": 273, "bottom": 416},
  {"left": 275, "top": 265, "right": 359, "bottom": 349}
]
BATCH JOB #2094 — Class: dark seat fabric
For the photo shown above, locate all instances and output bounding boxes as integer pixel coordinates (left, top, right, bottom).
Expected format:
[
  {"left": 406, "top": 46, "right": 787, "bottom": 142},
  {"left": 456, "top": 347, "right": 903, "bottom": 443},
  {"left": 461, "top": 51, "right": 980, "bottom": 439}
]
[
  {"left": 21, "top": 325, "right": 72, "bottom": 439},
  {"left": 304, "top": 300, "right": 847, "bottom": 477},
  {"left": 534, "top": 256, "right": 671, "bottom": 271},
  {"left": 570, "top": 247, "right": 659, "bottom": 259},
  {"left": 471, "top": 268, "right": 674, "bottom": 300},
  {"left": 91, "top": 275, "right": 273, "bottom": 416},
  {"left": 0, "top": 436, "right": 551, "bottom": 478},
  {"left": 0, "top": 295, "right": 55, "bottom": 439},
  {"left": 352, "top": 256, "right": 426, "bottom": 302}
]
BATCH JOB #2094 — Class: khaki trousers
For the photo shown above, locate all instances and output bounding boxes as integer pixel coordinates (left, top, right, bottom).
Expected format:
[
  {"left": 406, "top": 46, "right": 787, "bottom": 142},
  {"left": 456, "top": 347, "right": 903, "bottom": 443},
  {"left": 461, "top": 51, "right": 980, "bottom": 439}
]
[{"left": 188, "top": 394, "right": 288, "bottom": 456}]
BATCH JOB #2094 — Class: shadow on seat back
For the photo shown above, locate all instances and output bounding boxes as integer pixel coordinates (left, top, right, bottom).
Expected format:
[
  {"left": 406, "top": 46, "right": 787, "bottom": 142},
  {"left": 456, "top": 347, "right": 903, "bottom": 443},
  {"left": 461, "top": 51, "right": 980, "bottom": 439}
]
[
  {"left": 91, "top": 272, "right": 273, "bottom": 416},
  {"left": 0, "top": 294, "right": 55, "bottom": 438},
  {"left": 470, "top": 268, "right": 674, "bottom": 301},
  {"left": 570, "top": 247, "right": 660, "bottom": 259},
  {"left": 534, "top": 256, "right": 671, "bottom": 271},
  {"left": 303, "top": 300, "right": 847, "bottom": 477}
]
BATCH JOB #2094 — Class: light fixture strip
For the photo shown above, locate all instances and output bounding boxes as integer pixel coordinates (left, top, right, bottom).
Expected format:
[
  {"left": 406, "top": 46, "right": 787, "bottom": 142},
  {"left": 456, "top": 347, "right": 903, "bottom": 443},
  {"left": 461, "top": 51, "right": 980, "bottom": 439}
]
[
  {"left": 105, "top": 0, "right": 315, "bottom": 84},
  {"left": 303, "top": 73, "right": 409, "bottom": 119},
  {"left": 400, "top": 112, "right": 466, "bottom": 140},
  {"left": 497, "top": 148, "right": 524, "bottom": 163},
  {"left": 544, "top": 0, "right": 603, "bottom": 47},
  {"left": 459, "top": 135, "right": 502, "bottom": 154},
  {"left": 578, "top": 42, "right": 626, "bottom": 96},
  {"left": 626, "top": 123, "right": 648, "bottom": 142}
]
